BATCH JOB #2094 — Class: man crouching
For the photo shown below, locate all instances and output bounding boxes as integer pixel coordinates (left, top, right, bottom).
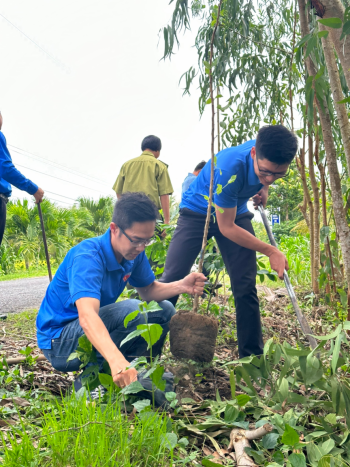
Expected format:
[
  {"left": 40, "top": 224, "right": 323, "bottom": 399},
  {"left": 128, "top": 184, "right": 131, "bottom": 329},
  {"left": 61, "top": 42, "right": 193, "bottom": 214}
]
[{"left": 36, "top": 192, "right": 205, "bottom": 389}]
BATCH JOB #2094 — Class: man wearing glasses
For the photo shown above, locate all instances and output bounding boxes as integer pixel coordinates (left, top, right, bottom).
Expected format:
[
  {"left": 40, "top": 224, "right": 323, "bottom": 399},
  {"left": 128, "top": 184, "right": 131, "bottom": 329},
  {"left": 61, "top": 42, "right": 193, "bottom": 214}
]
[
  {"left": 36, "top": 192, "right": 205, "bottom": 390},
  {"left": 159, "top": 125, "right": 298, "bottom": 358}
]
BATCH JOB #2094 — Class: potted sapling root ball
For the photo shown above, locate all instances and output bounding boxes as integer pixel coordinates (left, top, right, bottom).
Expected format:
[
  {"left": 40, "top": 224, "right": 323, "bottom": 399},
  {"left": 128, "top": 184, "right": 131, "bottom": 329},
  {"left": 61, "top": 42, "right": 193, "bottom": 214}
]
[{"left": 169, "top": 1, "right": 224, "bottom": 363}]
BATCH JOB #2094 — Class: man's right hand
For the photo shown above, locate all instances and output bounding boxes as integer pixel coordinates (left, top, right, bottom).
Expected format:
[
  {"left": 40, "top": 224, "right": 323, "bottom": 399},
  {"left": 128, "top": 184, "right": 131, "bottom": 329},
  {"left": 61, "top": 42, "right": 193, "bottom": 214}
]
[
  {"left": 112, "top": 360, "right": 138, "bottom": 388},
  {"left": 33, "top": 187, "right": 44, "bottom": 203},
  {"left": 267, "top": 248, "right": 288, "bottom": 279}
]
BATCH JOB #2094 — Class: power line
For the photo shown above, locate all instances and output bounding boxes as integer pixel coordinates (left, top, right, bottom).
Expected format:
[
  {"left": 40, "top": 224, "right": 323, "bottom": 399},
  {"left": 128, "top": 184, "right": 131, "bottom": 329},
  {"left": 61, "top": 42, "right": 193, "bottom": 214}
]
[
  {"left": 0, "top": 12, "right": 69, "bottom": 71},
  {"left": 15, "top": 163, "right": 113, "bottom": 195},
  {"left": 9, "top": 145, "right": 110, "bottom": 187},
  {"left": 45, "top": 190, "right": 79, "bottom": 201}
]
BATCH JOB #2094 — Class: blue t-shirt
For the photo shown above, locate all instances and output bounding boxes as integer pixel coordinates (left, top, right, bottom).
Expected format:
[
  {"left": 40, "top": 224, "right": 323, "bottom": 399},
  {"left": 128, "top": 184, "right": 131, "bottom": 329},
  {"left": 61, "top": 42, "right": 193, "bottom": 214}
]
[
  {"left": 181, "top": 140, "right": 263, "bottom": 216},
  {"left": 36, "top": 228, "right": 155, "bottom": 349},
  {"left": 181, "top": 173, "right": 196, "bottom": 198},
  {"left": 0, "top": 132, "right": 38, "bottom": 197}
]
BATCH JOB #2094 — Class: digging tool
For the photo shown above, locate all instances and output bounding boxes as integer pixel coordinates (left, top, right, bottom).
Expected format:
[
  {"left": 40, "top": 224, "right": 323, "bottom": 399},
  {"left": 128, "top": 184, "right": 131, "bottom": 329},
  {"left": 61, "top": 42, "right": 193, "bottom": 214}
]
[
  {"left": 37, "top": 202, "right": 52, "bottom": 282},
  {"left": 258, "top": 205, "right": 317, "bottom": 350}
]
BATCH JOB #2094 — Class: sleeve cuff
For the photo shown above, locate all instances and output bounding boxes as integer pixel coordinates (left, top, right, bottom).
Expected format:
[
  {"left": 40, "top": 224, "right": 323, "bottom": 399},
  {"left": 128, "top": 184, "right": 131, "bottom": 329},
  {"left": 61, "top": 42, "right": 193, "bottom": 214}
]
[
  {"left": 71, "top": 291, "right": 101, "bottom": 304},
  {"left": 27, "top": 183, "right": 38, "bottom": 196}
]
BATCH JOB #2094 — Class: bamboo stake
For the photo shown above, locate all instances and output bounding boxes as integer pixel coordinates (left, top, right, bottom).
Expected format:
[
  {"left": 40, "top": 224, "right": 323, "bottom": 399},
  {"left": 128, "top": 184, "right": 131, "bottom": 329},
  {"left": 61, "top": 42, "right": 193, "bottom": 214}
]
[
  {"left": 193, "top": 0, "right": 223, "bottom": 313},
  {"left": 37, "top": 203, "right": 52, "bottom": 282}
]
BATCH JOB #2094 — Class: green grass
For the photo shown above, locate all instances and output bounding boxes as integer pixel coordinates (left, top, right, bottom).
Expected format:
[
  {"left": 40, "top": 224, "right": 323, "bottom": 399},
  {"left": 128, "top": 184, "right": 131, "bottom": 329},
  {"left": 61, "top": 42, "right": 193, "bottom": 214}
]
[
  {"left": 0, "top": 395, "right": 179, "bottom": 466},
  {"left": 4, "top": 310, "right": 37, "bottom": 338},
  {"left": 0, "top": 268, "right": 57, "bottom": 282}
]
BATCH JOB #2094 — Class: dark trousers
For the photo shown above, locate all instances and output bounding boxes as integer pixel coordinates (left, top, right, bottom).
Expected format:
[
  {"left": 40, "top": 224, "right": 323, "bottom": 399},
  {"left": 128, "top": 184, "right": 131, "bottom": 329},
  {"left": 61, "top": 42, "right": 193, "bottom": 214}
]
[
  {"left": 0, "top": 198, "right": 6, "bottom": 246},
  {"left": 159, "top": 208, "right": 263, "bottom": 358}
]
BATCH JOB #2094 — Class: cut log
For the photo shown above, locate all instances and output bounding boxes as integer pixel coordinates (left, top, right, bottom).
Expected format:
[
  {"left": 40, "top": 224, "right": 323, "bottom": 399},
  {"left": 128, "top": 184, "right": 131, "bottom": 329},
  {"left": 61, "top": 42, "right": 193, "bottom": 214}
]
[
  {"left": 228, "top": 423, "right": 273, "bottom": 467},
  {"left": 4, "top": 355, "right": 47, "bottom": 365}
]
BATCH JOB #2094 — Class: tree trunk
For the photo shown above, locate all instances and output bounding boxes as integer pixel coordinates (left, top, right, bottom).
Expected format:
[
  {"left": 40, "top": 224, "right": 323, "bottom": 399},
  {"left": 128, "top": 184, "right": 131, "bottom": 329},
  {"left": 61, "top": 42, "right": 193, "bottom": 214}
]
[
  {"left": 298, "top": 0, "right": 350, "bottom": 293},
  {"left": 308, "top": 119, "right": 320, "bottom": 294},
  {"left": 312, "top": 0, "right": 350, "bottom": 90},
  {"left": 319, "top": 23, "right": 350, "bottom": 176}
]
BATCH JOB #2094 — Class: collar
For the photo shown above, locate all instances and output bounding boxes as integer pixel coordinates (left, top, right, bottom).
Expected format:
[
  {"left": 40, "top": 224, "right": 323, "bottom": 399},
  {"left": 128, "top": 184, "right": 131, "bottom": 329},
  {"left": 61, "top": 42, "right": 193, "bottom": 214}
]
[
  {"left": 141, "top": 150, "right": 156, "bottom": 158},
  {"left": 100, "top": 228, "right": 134, "bottom": 272},
  {"left": 247, "top": 149, "right": 261, "bottom": 186}
]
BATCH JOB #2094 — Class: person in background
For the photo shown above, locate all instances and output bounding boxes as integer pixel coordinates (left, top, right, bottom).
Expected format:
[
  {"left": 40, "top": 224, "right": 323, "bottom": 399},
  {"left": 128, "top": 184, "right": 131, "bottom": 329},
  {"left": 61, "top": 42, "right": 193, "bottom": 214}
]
[
  {"left": 0, "top": 111, "right": 44, "bottom": 246},
  {"left": 113, "top": 135, "right": 173, "bottom": 225},
  {"left": 181, "top": 161, "right": 206, "bottom": 199}
]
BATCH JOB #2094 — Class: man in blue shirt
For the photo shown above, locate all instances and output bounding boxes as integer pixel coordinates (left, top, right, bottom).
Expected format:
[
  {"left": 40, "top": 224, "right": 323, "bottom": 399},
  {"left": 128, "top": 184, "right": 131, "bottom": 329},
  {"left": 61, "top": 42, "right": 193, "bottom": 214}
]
[
  {"left": 36, "top": 192, "right": 205, "bottom": 389},
  {"left": 181, "top": 161, "right": 206, "bottom": 198},
  {"left": 0, "top": 112, "right": 44, "bottom": 245},
  {"left": 160, "top": 125, "right": 298, "bottom": 358}
]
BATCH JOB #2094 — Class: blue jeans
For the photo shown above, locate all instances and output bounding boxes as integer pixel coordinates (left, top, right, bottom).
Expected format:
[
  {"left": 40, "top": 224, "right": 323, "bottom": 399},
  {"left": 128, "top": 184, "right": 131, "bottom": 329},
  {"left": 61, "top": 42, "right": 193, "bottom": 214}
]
[{"left": 42, "top": 299, "right": 176, "bottom": 373}]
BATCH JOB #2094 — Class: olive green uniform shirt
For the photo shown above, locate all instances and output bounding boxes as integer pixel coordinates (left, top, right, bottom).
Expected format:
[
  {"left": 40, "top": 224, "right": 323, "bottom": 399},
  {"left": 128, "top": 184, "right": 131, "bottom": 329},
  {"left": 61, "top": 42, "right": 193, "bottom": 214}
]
[{"left": 112, "top": 151, "right": 173, "bottom": 209}]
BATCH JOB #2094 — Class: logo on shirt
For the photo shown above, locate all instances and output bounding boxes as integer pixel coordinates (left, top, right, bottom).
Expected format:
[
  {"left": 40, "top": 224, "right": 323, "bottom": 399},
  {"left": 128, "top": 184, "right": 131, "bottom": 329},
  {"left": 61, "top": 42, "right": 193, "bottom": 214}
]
[{"left": 123, "top": 274, "right": 131, "bottom": 282}]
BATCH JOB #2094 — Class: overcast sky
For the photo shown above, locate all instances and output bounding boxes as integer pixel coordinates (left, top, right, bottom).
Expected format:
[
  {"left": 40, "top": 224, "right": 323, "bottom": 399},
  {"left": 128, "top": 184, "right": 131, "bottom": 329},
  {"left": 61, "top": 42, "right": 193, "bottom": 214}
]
[{"left": 0, "top": 0, "right": 215, "bottom": 205}]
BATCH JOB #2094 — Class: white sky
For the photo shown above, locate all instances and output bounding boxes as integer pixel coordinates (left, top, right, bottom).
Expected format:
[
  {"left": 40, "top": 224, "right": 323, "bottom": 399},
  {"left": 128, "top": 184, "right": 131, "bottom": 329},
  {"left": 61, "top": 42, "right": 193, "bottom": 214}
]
[{"left": 0, "top": 0, "right": 213, "bottom": 205}]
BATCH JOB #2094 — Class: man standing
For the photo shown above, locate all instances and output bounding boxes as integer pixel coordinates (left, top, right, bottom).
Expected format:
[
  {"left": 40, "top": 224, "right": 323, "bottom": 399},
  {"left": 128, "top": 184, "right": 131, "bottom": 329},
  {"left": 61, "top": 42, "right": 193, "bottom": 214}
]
[
  {"left": 181, "top": 161, "right": 206, "bottom": 198},
  {"left": 0, "top": 112, "right": 44, "bottom": 245},
  {"left": 113, "top": 135, "right": 173, "bottom": 225},
  {"left": 160, "top": 125, "right": 298, "bottom": 358},
  {"left": 36, "top": 192, "right": 205, "bottom": 389}
]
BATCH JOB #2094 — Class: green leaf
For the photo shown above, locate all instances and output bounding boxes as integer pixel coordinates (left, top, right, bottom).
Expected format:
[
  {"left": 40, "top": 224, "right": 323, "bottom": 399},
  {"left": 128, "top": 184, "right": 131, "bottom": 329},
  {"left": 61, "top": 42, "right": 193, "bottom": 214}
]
[
  {"left": 224, "top": 405, "right": 239, "bottom": 423},
  {"left": 317, "top": 30, "right": 329, "bottom": 38},
  {"left": 288, "top": 452, "right": 306, "bottom": 467},
  {"left": 318, "top": 456, "right": 331, "bottom": 467},
  {"left": 144, "top": 301, "right": 163, "bottom": 313},
  {"left": 332, "top": 332, "right": 342, "bottom": 374},
  {"left": 279, "top": 378, "right": 289, "bottom": 402},
  {"left": 281, "top": 424, "right": 299, "bottom": 446},
  {"left": 202, "top": 460, "right": 222, "bottom": 467},
  {"left": 318, "top": 17, "right": 342, "bottom": 28},
  {"left": 228, "top": 175, "right": 237, "bottom": 183},
  {"left": 340, "top": 20, "right": 350, "bottom": 39},
  {"left": 312, "top": 324, "right": 341, "bottom": 340},
  {"left": 124, "top": 310, "right": 140, "bottom": 328},
  {"left": 150, "top": 365, "right": 167, "bottom": 391},
  {"left": 262, "top": 433, "right": 280, "bottom": 449},
  {"left": 272, "top": 451, "right": 284, "bottom": 465},
  {"left": 137, "top": 323, "right": 163, "bottom": 349},
  {"left": 216, "top": 184, "right": 223, "bottom": 195},
  {"left": 245, "top": 448, "right": 265, "bottom": 464},
  {"left": 305, "top": 35, "right": 317, "bottom": 58},
  {"left": 120, "top": 380, "right": 145, "bottom": 395},
  {"left": 206, "top": 98, "right": 212, "bottom": 105},
  {"left": 120, "top": 329, "right": 146, "bottom": 347},
  {"left": 321, "top": 438, "right": 335, "bottom": 454},
  {"left": 161, "top": 432, "right": 178, "bottom": 450},
  {"left": 78, "top": 335, "right": 92, "bottom": 353},
  {"left": 132, "top": 399, "right": 151, "bottom": 412},
  {"left": 314, "top": 66, "right": 325, "bottom": 80},
  {"left": 98, "top": 373, "right": 114, "bottom": 389},
  {"left": 236, "top": 394, "right": 251, "bottom": 407}
]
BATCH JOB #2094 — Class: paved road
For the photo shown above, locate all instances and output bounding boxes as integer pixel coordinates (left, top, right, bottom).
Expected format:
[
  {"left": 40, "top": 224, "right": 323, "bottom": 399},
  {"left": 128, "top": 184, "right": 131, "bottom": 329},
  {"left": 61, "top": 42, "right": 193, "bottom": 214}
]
[{"left": 0, "top": 277, "right": 49, "bottom": 314}]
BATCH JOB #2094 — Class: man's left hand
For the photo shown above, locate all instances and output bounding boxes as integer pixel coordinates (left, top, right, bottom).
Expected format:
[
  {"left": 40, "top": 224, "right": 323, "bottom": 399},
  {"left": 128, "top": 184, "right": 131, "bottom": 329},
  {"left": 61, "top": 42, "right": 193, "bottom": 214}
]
[
  {"left": 252, "top": 187, "right": 268, "bottom": 209},
  {"left": 181, "top": 272, "right": 206, "bottom": 295}
]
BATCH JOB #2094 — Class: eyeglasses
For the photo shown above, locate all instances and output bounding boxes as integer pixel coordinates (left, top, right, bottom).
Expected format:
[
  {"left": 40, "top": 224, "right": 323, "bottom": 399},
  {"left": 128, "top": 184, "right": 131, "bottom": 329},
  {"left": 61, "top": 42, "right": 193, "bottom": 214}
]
[
  {"left": 256, "top": 157, "right": 290, "bottom": 179},
  {"left": 118, "top": 226, "right": 155, "bottom": 247}
]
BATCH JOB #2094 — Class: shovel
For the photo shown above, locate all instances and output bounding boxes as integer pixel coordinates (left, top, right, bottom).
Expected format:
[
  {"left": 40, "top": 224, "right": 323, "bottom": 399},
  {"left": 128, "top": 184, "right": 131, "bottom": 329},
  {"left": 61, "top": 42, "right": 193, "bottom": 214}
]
[
  {"left": 37, "top": 202, "right": 52, "bottom": 282},
  {"left": 258, "top": 205, "right": 317, "bottom": 350}
]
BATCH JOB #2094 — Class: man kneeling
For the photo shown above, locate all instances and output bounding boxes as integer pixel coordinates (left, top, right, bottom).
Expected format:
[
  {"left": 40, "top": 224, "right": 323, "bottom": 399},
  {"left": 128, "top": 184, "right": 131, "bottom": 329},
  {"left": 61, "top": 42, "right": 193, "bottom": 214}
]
[{"left": 36, "top": 192, "right": 205, "bottom": 390}]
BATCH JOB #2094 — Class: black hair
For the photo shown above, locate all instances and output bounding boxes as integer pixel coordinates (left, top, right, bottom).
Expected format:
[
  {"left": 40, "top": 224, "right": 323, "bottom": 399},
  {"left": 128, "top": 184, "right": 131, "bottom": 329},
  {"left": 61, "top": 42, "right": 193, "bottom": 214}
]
[
  {"left": 112, "top": 192, "right": 159, "bottom": 230},
  {"left": 194, "top": 161, "right": 206, "bottom": 172},
  {"left": 141, "top": 135, "right": 162, "bottom": 152},
  {"left": 255, "top": 125, "right": 298, "bottom": 165}
]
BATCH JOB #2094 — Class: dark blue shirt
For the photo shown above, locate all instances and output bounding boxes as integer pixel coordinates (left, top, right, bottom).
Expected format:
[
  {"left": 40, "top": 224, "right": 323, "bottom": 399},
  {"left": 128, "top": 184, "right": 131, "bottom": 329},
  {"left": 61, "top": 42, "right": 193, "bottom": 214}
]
[
  {"left": 181, "top": 173, "right": 196, "bottom": 198},
  {"left": 181, "top": 140, "right": 263, "bottom": 216},
  {"left": 0, "top": 132, "right": 38, "bottom": 197},
  {"left": 36, "top": 228, "right": 155, "bottom": 349}
]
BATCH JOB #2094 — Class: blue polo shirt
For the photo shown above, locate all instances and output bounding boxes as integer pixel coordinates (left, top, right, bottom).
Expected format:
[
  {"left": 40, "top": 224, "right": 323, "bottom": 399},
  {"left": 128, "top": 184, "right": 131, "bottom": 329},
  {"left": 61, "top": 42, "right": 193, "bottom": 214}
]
[
  {"left": 0, "top": 132, "right": 38, "bottom": 197},
  {"left": 181, "top": 140, "right": 263, "bottom": 216},
  {"left": 181, "top": 173, "right": 196, "bottom": 198},
  {"left": 36, "top": 228, "right": 155, "bottom": 349}
]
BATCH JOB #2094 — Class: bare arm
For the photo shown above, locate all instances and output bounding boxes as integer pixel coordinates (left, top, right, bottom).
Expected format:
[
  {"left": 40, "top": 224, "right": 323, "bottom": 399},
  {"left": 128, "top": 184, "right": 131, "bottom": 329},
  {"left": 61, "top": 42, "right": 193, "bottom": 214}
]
[
  {"left": 116, "top": 193, "right": 122, "bottom": 199},
  {"left": 160, "top": 194, "right": 170, "bottom": 224},
  {"left": 76, "top": 297, "right": 137, "bottom": 387},
  {"left": 136, "top": 272, "right": 206, "bottom": 302},
  {"left": 215, "top": 206, "right": 288, "bottom": 279}
]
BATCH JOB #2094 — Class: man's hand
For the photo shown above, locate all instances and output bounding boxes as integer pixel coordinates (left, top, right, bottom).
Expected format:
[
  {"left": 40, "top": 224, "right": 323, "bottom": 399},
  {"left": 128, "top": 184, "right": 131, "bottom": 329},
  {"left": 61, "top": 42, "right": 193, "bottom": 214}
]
[
  {"left": 252, "top": 187, "right": 268, "bottom": 209},
  {"left": 33, "top": 187, "right": 44, "bottom": 204},
  {"left": 267, "top": 248, "right": 289, "bottom": 279},
  {"left": 181, "top": 272, "right": 206, "bottom": 295},
  {"left": 111, "top": 359, "right": 138, "bottom": 388}
]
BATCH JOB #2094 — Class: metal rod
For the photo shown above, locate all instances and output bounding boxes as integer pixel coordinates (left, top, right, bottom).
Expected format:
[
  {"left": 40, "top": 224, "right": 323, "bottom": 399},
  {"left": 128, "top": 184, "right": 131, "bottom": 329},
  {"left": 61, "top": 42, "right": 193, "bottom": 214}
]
[
  {"left": 37, "top": 202, "right": 52, "bottom": 282},
  {"left": 258, "top": 205, "right": 317, "bottom": 349}
]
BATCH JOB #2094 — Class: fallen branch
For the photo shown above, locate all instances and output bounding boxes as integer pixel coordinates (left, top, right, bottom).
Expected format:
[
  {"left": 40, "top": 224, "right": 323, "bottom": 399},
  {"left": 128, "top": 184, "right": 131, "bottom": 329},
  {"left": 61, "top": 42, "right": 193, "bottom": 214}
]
[
  {"left": 4, "top": 354, "right": 47, "bottom": 365},
  {"left": 228, "top": 423, "right": 273, "bottom": 467}
]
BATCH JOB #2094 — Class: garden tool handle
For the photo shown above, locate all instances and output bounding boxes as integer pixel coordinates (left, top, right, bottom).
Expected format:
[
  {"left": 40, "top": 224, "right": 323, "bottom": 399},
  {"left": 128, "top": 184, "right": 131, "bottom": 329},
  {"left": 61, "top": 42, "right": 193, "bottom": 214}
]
[
  {"left": 37, "top": 202, "right": 52, "bottom": 282},
  {"left": 257, "top": 205, "right": 318, "bottom": 350}
]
